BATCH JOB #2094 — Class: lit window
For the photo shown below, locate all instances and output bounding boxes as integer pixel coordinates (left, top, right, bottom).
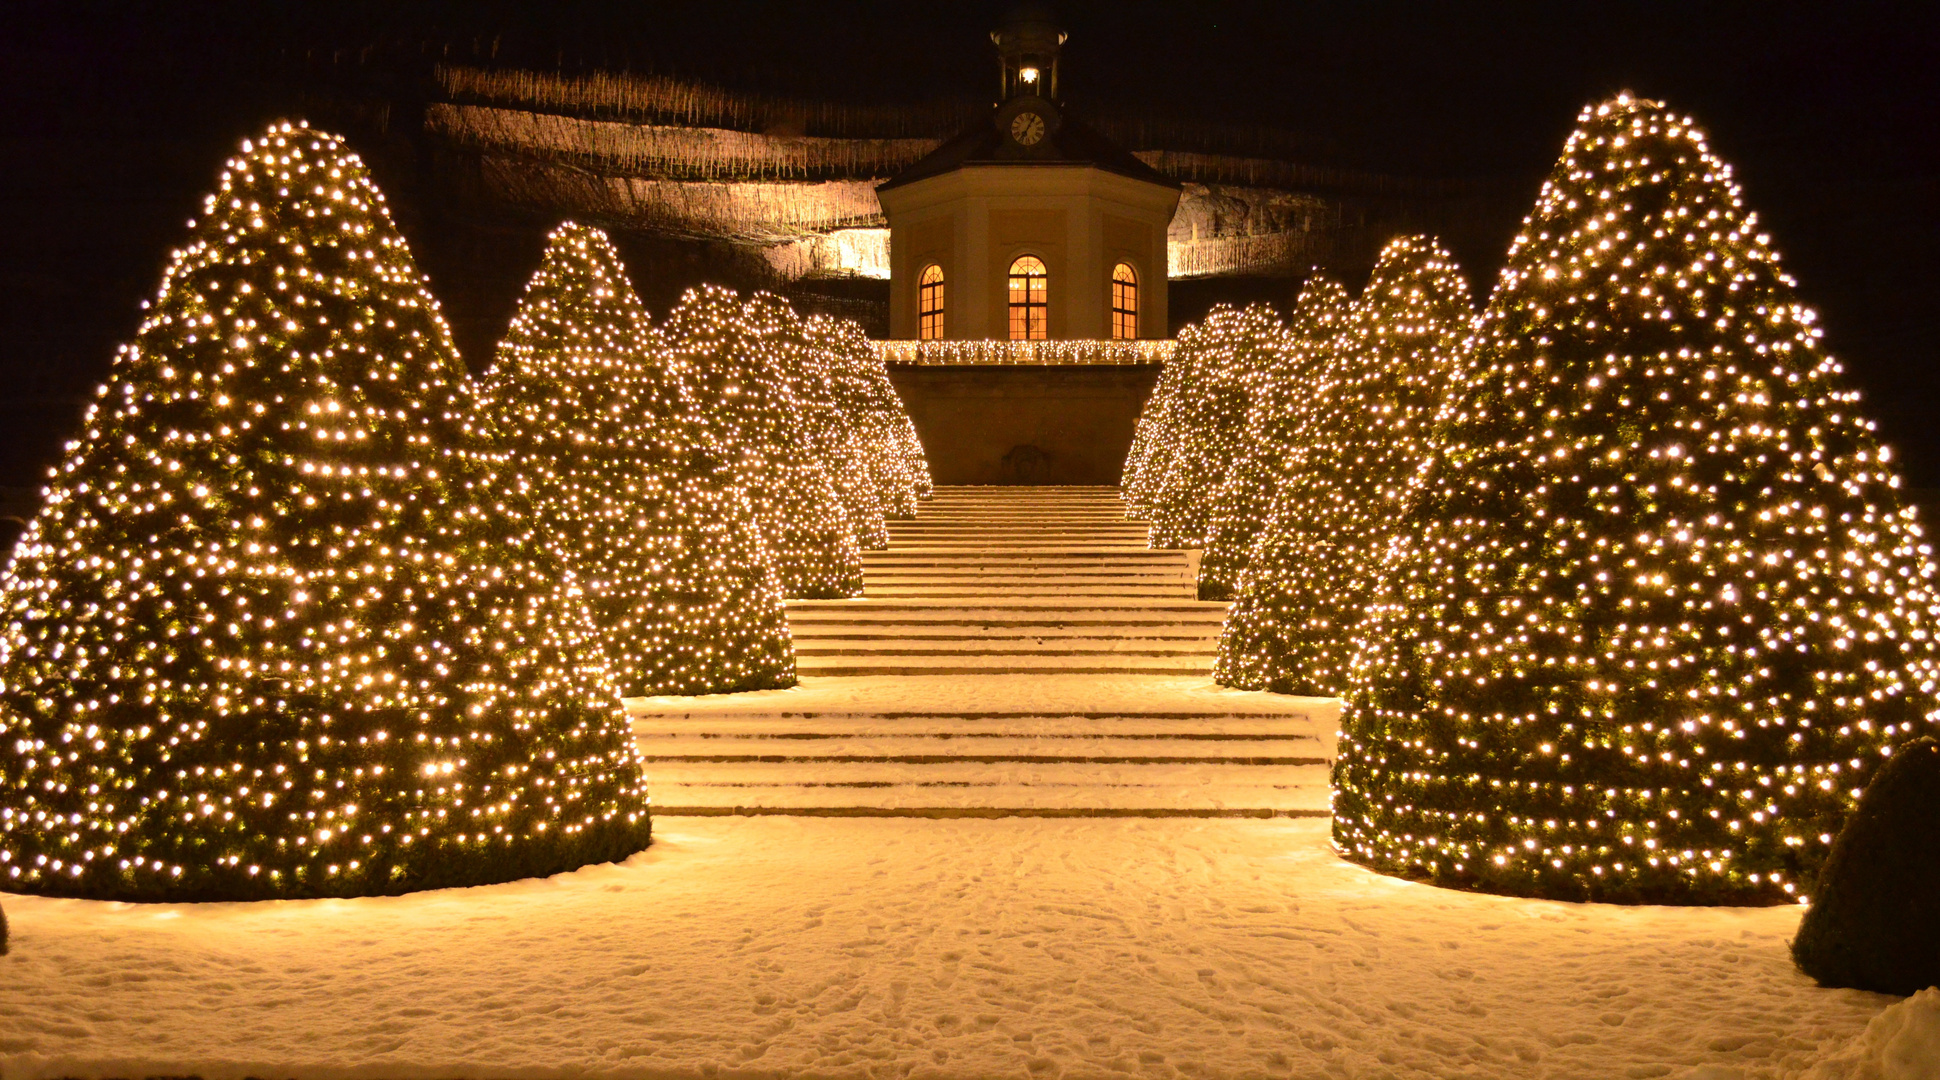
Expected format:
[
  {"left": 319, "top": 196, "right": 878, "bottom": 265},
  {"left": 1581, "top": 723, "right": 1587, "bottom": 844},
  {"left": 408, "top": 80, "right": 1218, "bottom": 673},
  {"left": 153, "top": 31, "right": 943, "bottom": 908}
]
[
  {"left": 1008, "top": 255, "right": 1048, "bottom": 340},
  {"left": 919, "top": 264, "right": 945, "bottom": 340},
  {"left": 1111, "top": 262, "right": 1138, "bottom": 339}
]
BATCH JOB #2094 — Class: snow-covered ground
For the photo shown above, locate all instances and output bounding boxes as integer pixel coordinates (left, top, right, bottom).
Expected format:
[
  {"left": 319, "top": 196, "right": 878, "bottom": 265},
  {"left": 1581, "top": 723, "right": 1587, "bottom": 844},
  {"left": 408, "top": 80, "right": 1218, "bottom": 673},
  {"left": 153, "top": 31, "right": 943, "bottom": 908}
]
[{"left": 0, "top": 816, "right": 1923, "bottom": 1080}]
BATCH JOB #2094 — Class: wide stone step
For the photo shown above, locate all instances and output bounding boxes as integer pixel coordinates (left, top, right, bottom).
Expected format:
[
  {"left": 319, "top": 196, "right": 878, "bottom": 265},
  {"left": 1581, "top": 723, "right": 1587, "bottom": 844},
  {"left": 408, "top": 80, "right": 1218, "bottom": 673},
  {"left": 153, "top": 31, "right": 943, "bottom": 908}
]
[
  {"left": 789, "top": 624, "right": 1222, "bottom": 640},
  {"left": 785, "top": 599, "right": 1229, "bottom": 617},
  {"left": 862, "top": 575, "right": 1190, "bottom": 588},
  {"left": 795, "top": 657, "right": 1212, "bottom": 675},
  {"left": 794, "top": 637, "right": 1217, "bottom": 656},
  {"left": 788, "top": 622, "right": 1226, "bottom": 637},
  {"left": 859, "top": 586, "right": 1192, "bottom": 599},
  {"left": 637, "top": 734, "right": 1317, "bottom": 757},
  {"left": 641, "top": 771, "right": 1331, "bottom": 814},
  {"left": 888, "top": 529, "right": 1150, "bottom": 539}
]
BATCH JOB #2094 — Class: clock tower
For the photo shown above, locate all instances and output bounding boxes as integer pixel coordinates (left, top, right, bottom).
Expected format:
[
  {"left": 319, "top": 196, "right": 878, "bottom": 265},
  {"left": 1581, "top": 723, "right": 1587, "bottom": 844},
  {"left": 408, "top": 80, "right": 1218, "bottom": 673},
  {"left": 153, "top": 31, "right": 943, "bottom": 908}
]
[{"left": 878, "top": 5, "right": 1181, "bottom": 342}]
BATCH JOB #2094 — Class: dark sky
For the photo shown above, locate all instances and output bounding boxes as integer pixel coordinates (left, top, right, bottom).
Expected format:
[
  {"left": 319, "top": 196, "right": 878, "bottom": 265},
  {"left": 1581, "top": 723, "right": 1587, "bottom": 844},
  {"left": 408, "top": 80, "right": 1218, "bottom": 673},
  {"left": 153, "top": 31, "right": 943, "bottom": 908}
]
[{"left": 4, "top": 1, "right": 1935, "bottom": 484}]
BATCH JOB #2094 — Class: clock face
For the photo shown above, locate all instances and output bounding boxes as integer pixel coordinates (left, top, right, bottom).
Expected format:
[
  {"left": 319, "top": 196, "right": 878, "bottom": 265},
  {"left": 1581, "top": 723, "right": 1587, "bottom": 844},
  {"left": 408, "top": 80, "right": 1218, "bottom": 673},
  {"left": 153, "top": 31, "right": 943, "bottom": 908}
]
[{"left": 1010, "top": 111, "right": 1047, "bottom": 146}]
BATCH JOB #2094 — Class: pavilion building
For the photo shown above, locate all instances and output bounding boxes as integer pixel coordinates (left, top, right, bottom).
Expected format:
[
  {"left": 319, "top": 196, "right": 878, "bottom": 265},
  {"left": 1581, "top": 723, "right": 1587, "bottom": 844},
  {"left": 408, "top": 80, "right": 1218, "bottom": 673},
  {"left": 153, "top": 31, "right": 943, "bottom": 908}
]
[{"left": 877, "top": 6, "right": 1181, "bottom": 343}]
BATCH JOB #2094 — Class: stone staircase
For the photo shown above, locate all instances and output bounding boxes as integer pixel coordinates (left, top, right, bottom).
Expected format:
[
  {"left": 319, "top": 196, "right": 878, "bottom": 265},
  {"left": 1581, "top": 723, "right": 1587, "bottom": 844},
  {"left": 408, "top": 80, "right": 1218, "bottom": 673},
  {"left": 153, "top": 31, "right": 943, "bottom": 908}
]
[
  {"left": 788, "top": 487, "right": 1226, "bottom": 675},
  {"left": 627, "top": 485, "right": 1337, "bottom": 817}
]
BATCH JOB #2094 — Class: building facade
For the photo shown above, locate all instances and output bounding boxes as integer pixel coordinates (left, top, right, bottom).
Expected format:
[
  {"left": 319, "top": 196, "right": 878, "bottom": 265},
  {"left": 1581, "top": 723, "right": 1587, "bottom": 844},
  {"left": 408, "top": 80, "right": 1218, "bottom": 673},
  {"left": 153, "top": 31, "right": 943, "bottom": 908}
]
[{"left": 877, "top": 7, "right": 1181, "bottom": 342}]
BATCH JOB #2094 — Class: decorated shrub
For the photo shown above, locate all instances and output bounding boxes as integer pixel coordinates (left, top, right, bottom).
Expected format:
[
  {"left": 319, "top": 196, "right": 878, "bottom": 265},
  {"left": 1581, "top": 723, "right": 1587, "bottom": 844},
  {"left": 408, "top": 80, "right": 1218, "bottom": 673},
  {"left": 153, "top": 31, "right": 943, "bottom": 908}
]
[
  {"left": 1332, "top": 95, "right": 1940, "bottom": 905},
  {"left": 1197, "top": 275, "right": 1356, "bottom": 599},
  {"left": 481, "top": 223, "right": 796, "bottom": 694},
  {"left": 1120, "top": 324, "right": 1194, "bottom": 518},
  {"left": 1143, "top": 304, "right": 1288, "bottom": 549},
  {"left": 799, "top": 314, "right": 890, "bottom": 550},
  {"left": 0, "top": 123, "right": 651, "bottom": 902},
  {"left": 1792, "top": 737, "right": 1940, "bottom": 994},
  {"left": 661, "top": 286, "right": 862, "bottom": 599},
  {"left": 1215, "top": 240, "right": 1472, "bottom": 688},
  {"left": 824, "top": 320, "right": 928, "bottom": 518}
]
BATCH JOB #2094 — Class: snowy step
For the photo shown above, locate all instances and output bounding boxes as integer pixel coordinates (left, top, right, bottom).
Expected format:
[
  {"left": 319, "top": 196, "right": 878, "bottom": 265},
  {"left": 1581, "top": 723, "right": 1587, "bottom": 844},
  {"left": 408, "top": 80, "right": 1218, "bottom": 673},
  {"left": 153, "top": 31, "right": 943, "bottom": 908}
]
[
  {"left": 627, "top": 486, "right": 1333, "bottom": 815},
  {"left": 859, "top": 585, "right": 1191, "bottom": 599},
  {"left": 791, "top": 651, "right": 1210, "bottom": 670},
  {"left": 789, "top": 625, "right": 1222, "bottom": 641},
  {"left": 786, "top": 598, "right": 1228, "bottom": 611},
  {"left": 863, "top": 566, "right": 1187, "bottom": 579},
  {"left": 795, "top": 638, "right": 1217, "bottom": 656},
  {"left": 627, "top": 675, "right": 1338, "bottom": 816},
  {"left": 641, "top": 775, "right": 1330, "bottom": 814}
]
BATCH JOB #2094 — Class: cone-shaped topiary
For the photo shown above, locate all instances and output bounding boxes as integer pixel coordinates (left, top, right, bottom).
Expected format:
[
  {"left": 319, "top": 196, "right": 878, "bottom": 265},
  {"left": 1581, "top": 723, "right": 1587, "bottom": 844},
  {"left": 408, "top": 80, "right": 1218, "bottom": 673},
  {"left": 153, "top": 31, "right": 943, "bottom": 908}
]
[
  {"left": 1792, "top": 737, "right": 1940, "bottom": 994},
  {"left": 663, "top": 285, "right": 862, "bottom": 600},
  {"left": 1124, "top": 314, "right": 1240, "bottom": 521},
  {"left": 1197, "top": 275, "right": 1356, "bottom": 600},
  {"left": 1144, "top": 304, "right": 1288, "bottom": 549},
  {"left": 825, "top": 321, "right": 928, "bottom": 519},
  {"left": 480, "top": 223, "right": 796, "bottom": 695},
  {"left": 1122, "top": 322, "right": 1199, "bottom": 518},
  {"left": 1215, "top": 240, "right": 1472, "bottom": 688},
  {"left": 800, "top": 314, "right": 890, "bottom": 550},
  {"left": 1333, "top": 95, "right": 1940, "bottom": 905},
  {"left": 0, "top": 123, "right": 651, "bottom": 902}
]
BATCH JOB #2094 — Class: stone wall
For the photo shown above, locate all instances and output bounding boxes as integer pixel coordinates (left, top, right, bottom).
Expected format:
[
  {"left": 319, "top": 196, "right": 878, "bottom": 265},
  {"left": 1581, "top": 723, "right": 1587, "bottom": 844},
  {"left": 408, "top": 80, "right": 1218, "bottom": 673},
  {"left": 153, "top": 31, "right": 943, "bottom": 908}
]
[{"left": 885, "top": 364, "right": 1161, "bottom": 486}]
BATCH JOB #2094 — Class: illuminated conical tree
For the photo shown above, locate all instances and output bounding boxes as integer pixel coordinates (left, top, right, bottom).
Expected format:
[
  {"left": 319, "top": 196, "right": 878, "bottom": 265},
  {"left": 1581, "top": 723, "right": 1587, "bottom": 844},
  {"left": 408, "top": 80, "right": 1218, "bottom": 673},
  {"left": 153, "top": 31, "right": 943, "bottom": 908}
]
[
  {"left": 481, "top": 223, "right": 796, "bottom": 695},
  {"left": 825, "top": 319, "right": 928, "bottom": 519},
  {"left": 1333, "top": 95, "right": 1940, "bottom": 905},
  {"left": 663, "top": 286, "right": 863, "bottom": 599},
  {"left": 1214, "top": 238, "right": 1471, "bottom": 690},
  {"left": 1122, "top": 321, "right": 1204, "bottom": 518},
  {"left": 800, "top": 314, "right": 890, "bottom": 550},
  {"left": 1144, "top": 304, "right": 1288, "bottom": 549},
  {"left": 0, "top": 123, "right": 651, "bottom": 901},
  {"left": 1197, "top": 275, "right": 1355, "bottom": 599}
]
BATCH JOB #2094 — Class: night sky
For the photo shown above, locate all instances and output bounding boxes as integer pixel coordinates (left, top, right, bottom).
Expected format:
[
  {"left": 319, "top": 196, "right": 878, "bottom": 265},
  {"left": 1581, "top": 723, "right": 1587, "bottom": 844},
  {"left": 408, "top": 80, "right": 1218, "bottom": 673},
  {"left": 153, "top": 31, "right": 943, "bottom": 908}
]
[{"left": 4, "top": 1, "right": 1934, "bottom": 492}]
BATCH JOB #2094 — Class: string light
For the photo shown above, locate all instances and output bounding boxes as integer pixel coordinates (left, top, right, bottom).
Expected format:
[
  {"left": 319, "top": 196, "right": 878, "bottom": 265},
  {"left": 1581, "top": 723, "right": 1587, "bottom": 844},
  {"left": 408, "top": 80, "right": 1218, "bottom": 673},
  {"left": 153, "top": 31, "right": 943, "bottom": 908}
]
[
  {"left": 481, "top": 222, "right": 798, "bottom": 695},
  {"left": 1197, "top": 274, "right": 1357, "bottom": 600},
  {"left": 663, "top": 285, "right": 864, "bottom": 599},
  {"left": 1215, "top": 238, "right": 1472, "bottom": 689},
  {"left": 801, "top": 315, "right": 892, "bottom": 550},
  {"left": 1121, "top": 322, "right": 1204, "bottom": 518},
  {"left": 0, "top": 122, "right": 650, "bottom": 901},
  {"left": 875, "top": 339, "right": 1173, "bottom": 366},
  {"left": 1333, "top": 95, "right": 1940, "bottom": 905},
  {"left": 1131, "top": 304, "right": 1289, "bottom": 549},
  {"left": 818, "top": 318, "right": 932, "bottom": 519}
]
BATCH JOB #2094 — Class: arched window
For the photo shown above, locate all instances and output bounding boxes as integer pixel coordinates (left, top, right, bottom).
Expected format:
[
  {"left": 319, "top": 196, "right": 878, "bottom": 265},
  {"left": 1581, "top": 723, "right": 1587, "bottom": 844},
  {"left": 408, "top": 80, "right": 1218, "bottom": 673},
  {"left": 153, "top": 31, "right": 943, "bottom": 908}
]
[
  {"left": 1111, "top": 262, "right": 1139, "bottom": 339},
  {"left": 1008, "top": 255, "right": 1048, "bottom": 340},
  {"left": 918, "top": 264, "right": 945, "bottom": 340}
]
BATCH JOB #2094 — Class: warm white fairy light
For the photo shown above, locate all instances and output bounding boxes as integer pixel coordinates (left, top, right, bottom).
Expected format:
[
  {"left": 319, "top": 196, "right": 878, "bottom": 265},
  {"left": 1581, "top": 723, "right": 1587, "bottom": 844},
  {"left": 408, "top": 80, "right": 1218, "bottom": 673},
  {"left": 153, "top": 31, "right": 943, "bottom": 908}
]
[
  {"left": 0, "top": 122, "right": 650, "bottom": 901},
  {"left": 1215, "top": 237, "right": 1472, "bottom": 689},
  {"left": 1129, "top": 304, "right": 1288, "bottom": 549},
  {"left": 801, "top": 315, "right": 892, "bottom": 550},
  {"left": 1334, "top": 94, "right": 1940, "bottom": 905},
  {"left": 481, "top": 222, "right": 798, "bottom": 695},
  {"left": 1196, "top": 274, "right": 1357, "bottom": 600},
  {"left": 814, "top": 318, "right": 931, "bottom": 519},
  {"left": 662, "top": 285, "right": 865, "bottom": 599}
]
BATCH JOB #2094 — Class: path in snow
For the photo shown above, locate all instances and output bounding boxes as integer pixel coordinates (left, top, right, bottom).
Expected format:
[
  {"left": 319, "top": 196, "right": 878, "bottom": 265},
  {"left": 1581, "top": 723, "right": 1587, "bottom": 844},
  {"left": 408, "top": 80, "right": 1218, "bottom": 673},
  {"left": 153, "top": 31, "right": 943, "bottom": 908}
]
[{"left": 0, "top": 817, "right": 1891, "bottom": 1080}]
